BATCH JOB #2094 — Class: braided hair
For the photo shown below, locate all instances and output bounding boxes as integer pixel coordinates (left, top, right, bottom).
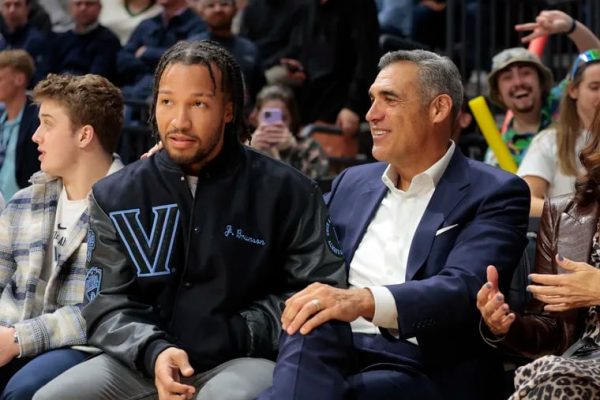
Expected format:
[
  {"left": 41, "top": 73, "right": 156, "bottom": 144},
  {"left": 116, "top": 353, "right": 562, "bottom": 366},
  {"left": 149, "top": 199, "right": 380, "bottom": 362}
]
[{"left": 149, "top": 40, "right": 250, "bottom": 146}]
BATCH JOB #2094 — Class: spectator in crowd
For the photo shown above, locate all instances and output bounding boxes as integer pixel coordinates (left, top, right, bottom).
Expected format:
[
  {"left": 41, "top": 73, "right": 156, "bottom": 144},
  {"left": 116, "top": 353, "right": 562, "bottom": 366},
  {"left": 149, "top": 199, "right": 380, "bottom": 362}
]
[
  {"left": 45, "top": 0, "right": 121, "bottom": 81},
  {"left": 34, "top": 40, "right": 345, "bottom": 400},
  {"left": 411, "top": 0, "right": 446, "bottom": 49},
  {"left": 375, "top": 0, "right": 412, "bottom": 38},
  {"left": 486, "top": 10, "right": 600, "bottom": 167},
  {"left": 478, "top": 106, "right": 600, "bottom": 399},
  {"left": 0, "top": 73, "right": 123, "bottom": 400},
  {"left": 24, "top": 0, "right": 51, "bottom": 32},
  {"left": 259, "top": 49, "right": 530, "bottom": 400},
  {"left": 117, "top": 0, "right": 206, "bottom": 100},
  {"left": 37, "top": 0, "right": 72, "bottom": 32},
  {"left": 1, "top": 0, "right": 51, "bottom": 34},
  {"left": 240, "top": 0, "right": 379, "bottom": 137},
  {"left": 0, "top": 0, "right": 48, "bottom": 83},
  {"left": 518, "top": 49, "right": 600, "bottom": 217},
  {"left": 99, "top": 0, "right": 161, "bottom": 45},
  {"left": 281, "top": 0, "right": 379, "bottom": 137},
  {"left": 0, "top": 50, "right": 40, "bottom": 199},
  {"left": 238, "top": 0, "right": 306, "bottom": 72},
  {"left": 190, "top": 0, "right": 264, "bottom": 107},
  {"left": 250, "top": 85, "right": 328, "bottom": 179}
]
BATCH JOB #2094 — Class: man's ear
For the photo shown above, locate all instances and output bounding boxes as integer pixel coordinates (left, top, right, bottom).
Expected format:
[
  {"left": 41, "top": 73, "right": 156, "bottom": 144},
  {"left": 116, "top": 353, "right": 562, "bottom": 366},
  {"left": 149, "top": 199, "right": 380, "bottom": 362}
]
[
  {"left": 224, "top": 101, "right": 233, "bottom": 123},
  {"left": 78, "top": 124, "right": 95, "bottom": 148},
  {"left": 430, "top": 94, "right": 452, "bottom": 124}
]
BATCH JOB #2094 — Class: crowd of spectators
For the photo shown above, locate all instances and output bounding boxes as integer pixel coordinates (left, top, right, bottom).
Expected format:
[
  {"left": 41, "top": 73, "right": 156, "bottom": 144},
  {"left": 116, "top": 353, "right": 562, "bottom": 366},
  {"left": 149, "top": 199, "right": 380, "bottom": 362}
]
[{"left": 0, "top": 1, "right": 599, "bottom": 398}]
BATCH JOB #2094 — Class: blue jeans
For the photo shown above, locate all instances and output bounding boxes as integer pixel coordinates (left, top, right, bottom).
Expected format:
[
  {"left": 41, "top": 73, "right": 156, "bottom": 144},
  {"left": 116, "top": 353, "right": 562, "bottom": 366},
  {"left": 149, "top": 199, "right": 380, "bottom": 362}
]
[{"left": 1, "top": 348, "right": 88, "bottom": 400}]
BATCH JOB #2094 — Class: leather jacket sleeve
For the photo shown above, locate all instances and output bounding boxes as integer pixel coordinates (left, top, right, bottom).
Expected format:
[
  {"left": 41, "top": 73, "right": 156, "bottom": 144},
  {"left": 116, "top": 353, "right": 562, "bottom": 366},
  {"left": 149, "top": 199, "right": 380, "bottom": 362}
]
[
  {"left": 82, "top": 193, "right": 175, "bottom": 375},
  {"left": 499, "top": 197, "right": 582, "bottom": 358},
  {"left": 239, "top": 183, "right": 347, "bottom": 358}
]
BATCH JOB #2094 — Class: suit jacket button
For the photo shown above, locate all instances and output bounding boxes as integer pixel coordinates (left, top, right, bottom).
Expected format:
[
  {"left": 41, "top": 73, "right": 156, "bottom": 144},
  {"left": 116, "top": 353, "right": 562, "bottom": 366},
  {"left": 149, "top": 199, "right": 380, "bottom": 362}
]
[{"left": 183, "top": 282, "right": 192, "bottom": 288}]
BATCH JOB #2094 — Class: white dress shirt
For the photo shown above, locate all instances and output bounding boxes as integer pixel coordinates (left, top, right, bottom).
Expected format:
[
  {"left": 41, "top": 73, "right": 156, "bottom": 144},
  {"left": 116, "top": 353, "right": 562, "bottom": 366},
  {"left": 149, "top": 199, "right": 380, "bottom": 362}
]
[{"left": 349, "top": 142, "right": 456, "bottom": 337}]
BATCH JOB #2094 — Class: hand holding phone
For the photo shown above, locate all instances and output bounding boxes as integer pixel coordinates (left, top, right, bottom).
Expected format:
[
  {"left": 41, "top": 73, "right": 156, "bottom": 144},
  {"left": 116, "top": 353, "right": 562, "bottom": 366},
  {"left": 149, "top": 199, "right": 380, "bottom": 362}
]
[{"left": 261, "top": 108, "right": 283, "bottom": 125}]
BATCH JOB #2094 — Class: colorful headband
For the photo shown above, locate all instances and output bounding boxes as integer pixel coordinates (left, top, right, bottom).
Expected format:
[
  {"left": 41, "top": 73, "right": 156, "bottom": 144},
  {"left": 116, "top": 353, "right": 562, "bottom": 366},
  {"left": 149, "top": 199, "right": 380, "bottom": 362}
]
[{"left": 569, "top": 49, "right": 600, "bottom": 81}]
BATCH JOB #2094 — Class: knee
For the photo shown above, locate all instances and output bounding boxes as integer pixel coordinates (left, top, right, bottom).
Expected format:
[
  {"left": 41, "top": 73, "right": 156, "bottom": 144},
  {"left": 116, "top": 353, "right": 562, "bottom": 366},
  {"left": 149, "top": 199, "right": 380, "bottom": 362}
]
[
  {"left": 32, "top": 382, "right": 65, "bottom": 400},
  {"left": 282, "top": 321, "right": 352, "bottom": 347},
  {"left": 2, "top": 384, "right": 36, "bottom": 400},
  {"left": 3, "top": 375, "right": 49, "bottom": 400},
  {"left": 198, "top": 358, "right": 274, "bottom": 400}
]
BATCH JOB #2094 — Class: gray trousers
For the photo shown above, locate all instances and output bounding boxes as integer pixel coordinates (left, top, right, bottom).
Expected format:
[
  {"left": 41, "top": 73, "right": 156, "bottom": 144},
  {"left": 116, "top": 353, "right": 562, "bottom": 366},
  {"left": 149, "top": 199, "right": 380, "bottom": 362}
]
[{"left": 33, "top": 353, "right": 275, "bottom": 400}]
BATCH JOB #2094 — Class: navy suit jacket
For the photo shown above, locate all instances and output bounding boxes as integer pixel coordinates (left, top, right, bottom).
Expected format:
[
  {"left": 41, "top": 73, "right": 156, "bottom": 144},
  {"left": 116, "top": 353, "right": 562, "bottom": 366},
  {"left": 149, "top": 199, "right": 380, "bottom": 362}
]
[{"left": 325, "top": 149, "right": 530, "bottom": 398}]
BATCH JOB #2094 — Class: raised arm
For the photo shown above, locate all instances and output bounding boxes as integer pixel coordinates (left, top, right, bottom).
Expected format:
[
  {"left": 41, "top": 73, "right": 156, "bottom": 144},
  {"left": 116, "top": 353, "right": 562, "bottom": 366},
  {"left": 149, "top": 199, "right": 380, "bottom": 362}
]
[{"left": 516, "top": 10, "right": 600, "bottom": 53}]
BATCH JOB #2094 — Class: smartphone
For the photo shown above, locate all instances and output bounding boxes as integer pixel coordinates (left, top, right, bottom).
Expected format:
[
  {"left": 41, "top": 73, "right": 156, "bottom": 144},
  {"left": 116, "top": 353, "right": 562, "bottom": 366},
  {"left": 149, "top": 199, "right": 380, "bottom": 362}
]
[{"left": 261, "top": 108, "right": 283, "bottom": 124}]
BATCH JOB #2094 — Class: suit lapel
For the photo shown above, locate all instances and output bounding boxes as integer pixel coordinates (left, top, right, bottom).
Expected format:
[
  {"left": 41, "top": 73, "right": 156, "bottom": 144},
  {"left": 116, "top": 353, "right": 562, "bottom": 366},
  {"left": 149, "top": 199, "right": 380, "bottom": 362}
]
[
  {"left": 346, "top": 183, "right": 387, "bottom": 265},
  {"left": 406, "top": 151, "right": 470, "bottom": 280}
]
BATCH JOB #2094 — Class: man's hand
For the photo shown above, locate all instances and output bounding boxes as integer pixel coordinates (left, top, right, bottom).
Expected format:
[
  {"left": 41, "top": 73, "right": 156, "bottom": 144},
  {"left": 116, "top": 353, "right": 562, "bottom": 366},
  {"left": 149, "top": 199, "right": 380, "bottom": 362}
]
[
  {"left": 154, "top": 348, "right": 195, "bottom": 400},
  {"left": 280, "top": 58, "right": 306, "bottom": 84},
  {"left": 527, "top": 255, "right": 600, "bottom": 312},
  {"left": 135, "top": 46, "right": 147, "bottom": 58},
  {"left": 515, "top": 10, "right": 574, "bottom": 43},
  {"left": 476, "top": 265, "right": 515, "bottom": 336},
  {"left": 140, "top": 141, "right": 163, "bottom": 160},
  {"left": 252, "top": 123, "right": 292, "bottom": 150},
  {"left": 335, "top": 108, "right": 360, "bottom": 137},
  {"left": 0, "top": 326, "right": 19, "bottom": 367},
  {"left": 420, "top": 0, "right": 446, "bottom": 12},
  {"left": 281, "top": 283, "right": 375, "bottom": 336}
]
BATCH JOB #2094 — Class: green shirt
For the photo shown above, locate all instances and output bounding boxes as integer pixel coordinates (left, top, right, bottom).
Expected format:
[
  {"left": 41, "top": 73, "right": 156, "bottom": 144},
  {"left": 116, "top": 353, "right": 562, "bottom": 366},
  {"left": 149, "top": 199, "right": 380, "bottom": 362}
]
[{"left": 486, "top": 80, "right": 565, "bottom": 167}]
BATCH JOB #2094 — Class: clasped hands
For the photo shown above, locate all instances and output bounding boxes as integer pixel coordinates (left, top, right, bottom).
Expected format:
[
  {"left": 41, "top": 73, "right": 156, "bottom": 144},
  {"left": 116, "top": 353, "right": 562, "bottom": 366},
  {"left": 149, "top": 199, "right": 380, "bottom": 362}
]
[{"left": 477, "top": 255, "right": 600, "bottom": 336}]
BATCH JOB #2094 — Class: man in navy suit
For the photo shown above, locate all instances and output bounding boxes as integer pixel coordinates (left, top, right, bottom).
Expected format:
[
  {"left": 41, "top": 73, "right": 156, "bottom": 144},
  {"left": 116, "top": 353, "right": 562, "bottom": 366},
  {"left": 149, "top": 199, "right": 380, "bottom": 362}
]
[{"left": 259, "top": 49, "right": 530, "bottom": 399}]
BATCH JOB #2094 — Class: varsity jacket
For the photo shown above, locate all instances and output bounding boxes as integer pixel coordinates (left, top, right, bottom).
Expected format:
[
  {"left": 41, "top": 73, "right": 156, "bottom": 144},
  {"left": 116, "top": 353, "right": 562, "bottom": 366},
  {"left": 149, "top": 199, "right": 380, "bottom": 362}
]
[
  {"left": 0, "top": 157, "right": 123, "bottom": 357},
  {"left": 83, "top": 143, "right": 346, "bottom": 377}
]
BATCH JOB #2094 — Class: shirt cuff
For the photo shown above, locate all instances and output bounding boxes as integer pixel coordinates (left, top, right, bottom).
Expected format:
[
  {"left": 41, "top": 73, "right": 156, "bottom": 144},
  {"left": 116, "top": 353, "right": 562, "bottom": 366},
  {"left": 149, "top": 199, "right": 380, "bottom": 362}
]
[{"left": 367, "top": 286, "right": 398, "bottom": 330}]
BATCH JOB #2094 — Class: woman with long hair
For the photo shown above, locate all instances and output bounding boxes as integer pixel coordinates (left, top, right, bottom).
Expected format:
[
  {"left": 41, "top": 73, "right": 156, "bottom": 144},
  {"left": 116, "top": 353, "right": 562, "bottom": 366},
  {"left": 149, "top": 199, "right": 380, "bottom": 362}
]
[
  {"left": 250, "top": 85, "right": 329, "bottom": 179},
  {"left": 518, "top": 49, "right": 600, "bottom": 216},
  {"left": 478, "top": 105, "right": 600, "bottom": 399}
]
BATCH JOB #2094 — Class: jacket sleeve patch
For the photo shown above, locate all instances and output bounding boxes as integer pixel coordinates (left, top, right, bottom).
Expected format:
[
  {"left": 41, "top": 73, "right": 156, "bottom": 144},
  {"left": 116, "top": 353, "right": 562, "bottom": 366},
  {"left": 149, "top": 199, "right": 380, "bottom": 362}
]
[
  {"left": 325, "top": 217, "right": 343, "bottom": 258},
  {"left": 85, "top": 266, "right": 103, "bottom": 302}
]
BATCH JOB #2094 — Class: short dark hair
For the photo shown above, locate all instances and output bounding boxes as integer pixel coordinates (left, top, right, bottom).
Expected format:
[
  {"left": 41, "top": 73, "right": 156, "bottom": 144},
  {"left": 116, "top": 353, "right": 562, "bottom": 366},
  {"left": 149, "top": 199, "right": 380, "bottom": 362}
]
[
  {"left": 379, "top": 49, "right": 463, "bottom": 118},
  {"left": 33, "top": 74, "right": 124, "bottom": 153},
  {"left": 150, "top": 40, "right": 249, "bottom": 145}
]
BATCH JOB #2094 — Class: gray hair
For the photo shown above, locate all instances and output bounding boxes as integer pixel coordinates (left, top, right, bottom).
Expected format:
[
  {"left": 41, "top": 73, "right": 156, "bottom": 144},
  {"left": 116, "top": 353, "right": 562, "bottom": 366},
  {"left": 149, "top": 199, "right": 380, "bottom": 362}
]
[{"left": 379, "top": 49, "right": 463, "bottom": 118}]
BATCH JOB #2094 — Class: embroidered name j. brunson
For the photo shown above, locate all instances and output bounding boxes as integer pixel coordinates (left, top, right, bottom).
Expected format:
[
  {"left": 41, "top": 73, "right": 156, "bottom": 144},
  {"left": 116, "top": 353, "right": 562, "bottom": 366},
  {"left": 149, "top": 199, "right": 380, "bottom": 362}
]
[{"left": 224, "top": 225, "right": 266, "bottom": 246}]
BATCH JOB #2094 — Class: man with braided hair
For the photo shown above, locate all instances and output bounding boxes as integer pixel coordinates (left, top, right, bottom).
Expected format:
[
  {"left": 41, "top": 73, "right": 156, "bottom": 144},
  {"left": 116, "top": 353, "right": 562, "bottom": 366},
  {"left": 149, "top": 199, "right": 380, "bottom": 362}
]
[{"left": 34, "top": 40, "right": 345, "bottom": 400}]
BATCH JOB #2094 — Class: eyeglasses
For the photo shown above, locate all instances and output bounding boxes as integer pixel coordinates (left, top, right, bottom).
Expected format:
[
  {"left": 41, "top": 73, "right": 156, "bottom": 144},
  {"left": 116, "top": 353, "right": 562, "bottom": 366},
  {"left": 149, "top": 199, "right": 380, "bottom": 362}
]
[{"left": 569, "top": 49, "right": 600, "bottom": 81}]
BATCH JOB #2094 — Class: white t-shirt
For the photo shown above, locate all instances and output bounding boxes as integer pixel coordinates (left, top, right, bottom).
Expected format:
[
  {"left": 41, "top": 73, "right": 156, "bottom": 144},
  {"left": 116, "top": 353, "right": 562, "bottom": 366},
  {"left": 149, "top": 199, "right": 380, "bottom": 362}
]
[
  {"left": 517, "top": 128, "right": 589, "bottom": 198},
  {"left": 41, "top": 188, "right": 87, "bottom": 281}
]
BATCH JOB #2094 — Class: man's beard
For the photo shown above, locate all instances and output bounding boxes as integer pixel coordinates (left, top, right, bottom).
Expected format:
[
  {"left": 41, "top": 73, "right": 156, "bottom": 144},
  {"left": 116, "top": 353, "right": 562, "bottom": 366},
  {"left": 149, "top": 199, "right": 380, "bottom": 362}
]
[
  {"left": 163, "top": 128, "right": 224, "bottom": 171},
  {"left": 512, "top": 102, "right": 536, "bottom": 114}
]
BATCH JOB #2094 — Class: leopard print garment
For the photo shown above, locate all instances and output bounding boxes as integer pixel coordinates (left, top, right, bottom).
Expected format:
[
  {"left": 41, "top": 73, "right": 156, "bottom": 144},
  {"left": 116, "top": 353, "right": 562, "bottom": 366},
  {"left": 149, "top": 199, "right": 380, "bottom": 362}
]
[{"left": 510, "top": 223, "right": 600, "bottom": 400}]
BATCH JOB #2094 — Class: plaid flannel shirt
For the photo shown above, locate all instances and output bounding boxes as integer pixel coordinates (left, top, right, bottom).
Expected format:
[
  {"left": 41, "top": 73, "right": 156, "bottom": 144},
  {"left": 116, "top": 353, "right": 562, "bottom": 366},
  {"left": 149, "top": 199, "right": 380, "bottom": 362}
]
[{"left": 0, "top": 158, "right": 122, "bottom": 357}]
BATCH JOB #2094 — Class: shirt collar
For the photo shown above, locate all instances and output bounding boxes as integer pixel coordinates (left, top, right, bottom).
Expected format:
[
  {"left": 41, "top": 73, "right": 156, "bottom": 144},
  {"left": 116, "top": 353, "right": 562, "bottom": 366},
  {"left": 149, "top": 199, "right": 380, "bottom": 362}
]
[
  {"left": 75, "top": 22, "right": 100, "bottom": 35},
  {"left": 381, "top": 141, "right": 456, "bottom": 194}
]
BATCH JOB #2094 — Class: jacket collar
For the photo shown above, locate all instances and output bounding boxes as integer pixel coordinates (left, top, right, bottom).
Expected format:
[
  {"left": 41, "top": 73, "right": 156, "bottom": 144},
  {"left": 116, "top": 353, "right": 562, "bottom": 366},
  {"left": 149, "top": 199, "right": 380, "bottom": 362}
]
[{"left": 155, "top": 140, "right": 244, "bottom": 179}]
